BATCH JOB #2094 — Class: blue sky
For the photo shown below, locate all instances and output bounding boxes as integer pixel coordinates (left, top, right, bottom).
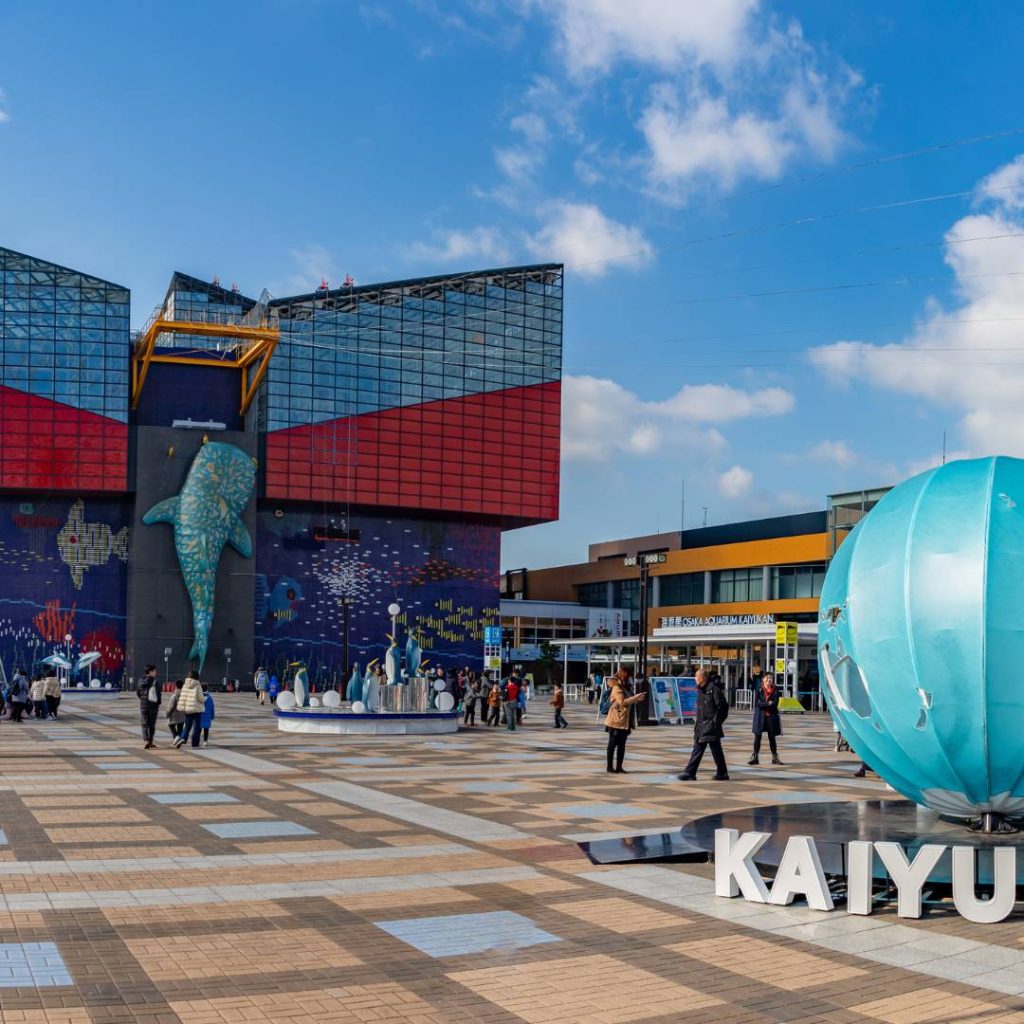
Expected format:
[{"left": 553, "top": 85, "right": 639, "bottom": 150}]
[{"left": 3, "top": 1, "right": 1024, "bottom": 569}]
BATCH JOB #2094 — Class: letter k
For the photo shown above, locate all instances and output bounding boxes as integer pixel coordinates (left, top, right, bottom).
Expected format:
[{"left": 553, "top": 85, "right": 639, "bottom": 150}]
[{"left": 715, "top": 828, "right": 771, "bottom": 902}]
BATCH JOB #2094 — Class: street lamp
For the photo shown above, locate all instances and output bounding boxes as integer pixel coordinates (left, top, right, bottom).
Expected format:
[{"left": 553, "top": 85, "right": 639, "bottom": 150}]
[
  {"left": 341, "top": 597, "right": 353, "bottom": 683},
  {"left": 623, "top": 553, "right": 665, "bottom": 725},
  {"left": 388, "top": 602, "right": 401, "bottom": 637}
]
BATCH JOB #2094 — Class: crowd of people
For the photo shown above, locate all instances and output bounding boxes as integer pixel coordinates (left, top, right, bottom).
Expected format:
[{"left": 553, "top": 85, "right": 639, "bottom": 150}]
[
  {"left": 135, "top": 664, "right": 215, "bottom": 750},
  {"left": 0, "top": 667, "right": 62, "bottom": 722}
]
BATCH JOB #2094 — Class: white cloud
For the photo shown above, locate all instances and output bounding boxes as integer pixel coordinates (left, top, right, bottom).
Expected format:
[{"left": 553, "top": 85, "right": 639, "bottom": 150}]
[
  {"left": 810, "top": 154, "right": 1024, "bottom": 457},
  {"left": 406, "top": 226, "right": 512, "bottom": 266},
  {"left": 527, "top": 1, "right": 859, "bottom": 200},
  {"left": 539, "top": 0, "right": 758, "bottom": 77},
  {"left": 275, "top": 244, "right": 338, "bottom": 295},
  {"left": 808, "top": 439, "right": 858, "bottom": 467},
  {"left": 527, "top": 201, "right": 652, "bottom": 277},
  {"left": 718, "top": 464, "right": 754, "bottom": 498},
  {"left": 562, "top": 374, "right": 793, "bottom": 461}
]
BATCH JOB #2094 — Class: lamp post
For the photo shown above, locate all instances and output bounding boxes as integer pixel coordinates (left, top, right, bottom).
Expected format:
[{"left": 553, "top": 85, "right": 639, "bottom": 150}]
[
  {"left": 624, "top": 553, "right": 665, "bottom": 725},
  {"left": 388, "top": 602, "right": 401, "bottom": 637},
  {"left": 341, "top": 597, "right": 353, "bottom": 683}
]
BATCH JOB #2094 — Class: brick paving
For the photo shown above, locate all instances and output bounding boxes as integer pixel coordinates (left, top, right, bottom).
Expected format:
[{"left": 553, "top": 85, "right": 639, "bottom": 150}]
[{"left": 0, "top": 694, "right": 1021, "bottom": 1022}]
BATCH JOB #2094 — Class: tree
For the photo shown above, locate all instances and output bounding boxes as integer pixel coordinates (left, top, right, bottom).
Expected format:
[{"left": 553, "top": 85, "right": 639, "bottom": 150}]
[{"left": 537, "top": 640, "right": 560, "bottom": 687}]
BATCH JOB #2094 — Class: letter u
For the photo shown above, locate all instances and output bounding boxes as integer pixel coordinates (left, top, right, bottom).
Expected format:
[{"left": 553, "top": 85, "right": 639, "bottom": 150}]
[{"left": 952, "top": 846, "right": 1016, "bottom": 924}]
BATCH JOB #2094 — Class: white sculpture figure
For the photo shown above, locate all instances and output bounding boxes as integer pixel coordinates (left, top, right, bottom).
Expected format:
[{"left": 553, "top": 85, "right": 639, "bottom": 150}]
[
  {"left": 292, "top": 663, "right": 309, "bottom": 707},
  {"left": 385, "top": 634, "right": 400, "bottom": 684}
]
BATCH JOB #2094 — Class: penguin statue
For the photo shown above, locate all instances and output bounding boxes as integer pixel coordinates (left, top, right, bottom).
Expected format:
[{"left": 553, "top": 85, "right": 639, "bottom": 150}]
[
  {"left": 364, "top": 658, "right": 380, "bottom": 711},
  {"left": 345, "top": 662, "right": 362, "bottom": 703},
  {"left": 385, "top": 634, "right": 401, "bottom": 684},
  {"left": 405, "top": 630, "right": 422, "bottom": 680}
]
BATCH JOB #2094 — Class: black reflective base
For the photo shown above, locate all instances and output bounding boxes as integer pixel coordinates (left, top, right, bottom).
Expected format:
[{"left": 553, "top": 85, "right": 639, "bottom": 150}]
[{"left": 579, "top": 800, "right": 1024, "bottom": 885}]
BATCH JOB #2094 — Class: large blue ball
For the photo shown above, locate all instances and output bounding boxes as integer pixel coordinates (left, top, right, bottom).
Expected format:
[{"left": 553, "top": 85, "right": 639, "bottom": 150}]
[{"left": 819, "top": 456, "right": 1024, "bottom": 817}]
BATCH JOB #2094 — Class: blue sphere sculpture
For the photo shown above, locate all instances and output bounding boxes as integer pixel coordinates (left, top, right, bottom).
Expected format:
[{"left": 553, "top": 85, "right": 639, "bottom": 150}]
[{"left": 819, "top": 456, "right": 1024, "bottom": 818}]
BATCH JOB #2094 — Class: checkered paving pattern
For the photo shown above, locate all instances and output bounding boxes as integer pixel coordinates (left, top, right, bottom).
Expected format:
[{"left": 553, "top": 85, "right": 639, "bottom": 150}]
[{"left": 0, "top": 694, "right": 1023, "bottom": 1022}]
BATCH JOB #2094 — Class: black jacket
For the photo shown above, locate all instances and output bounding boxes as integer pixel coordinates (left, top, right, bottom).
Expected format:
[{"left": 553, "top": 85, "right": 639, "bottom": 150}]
[
  {"left": 136, "top": 675, "right": 161, "bottom": 707},
  {"left": 694, "top": 682, "right": 728, "bottom": 742},
  {"left": 752, "top": 686, "right": 782, "bottom": 737}
]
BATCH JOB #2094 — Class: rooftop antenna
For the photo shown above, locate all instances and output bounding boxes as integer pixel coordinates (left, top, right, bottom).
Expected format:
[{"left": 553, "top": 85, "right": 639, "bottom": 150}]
[
  {"left": 941, "top": 430, "right": 947, "bottom": 465},
  {"left": 702, "top": 506, "right": 709, "bottom": 528}
]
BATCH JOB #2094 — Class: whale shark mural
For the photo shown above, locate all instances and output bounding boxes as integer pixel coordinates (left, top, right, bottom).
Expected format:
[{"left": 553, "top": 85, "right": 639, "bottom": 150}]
[{"left": 142, "top": 442, "right": 256, "bottom": 671}]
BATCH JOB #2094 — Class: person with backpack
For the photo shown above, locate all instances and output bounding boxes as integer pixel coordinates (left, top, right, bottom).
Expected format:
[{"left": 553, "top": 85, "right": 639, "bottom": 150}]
[
  {"left": 136, "top": 664, "right": 161, "bottom": 749},
  {"left": 9, "top": 669, "right": 27, "bottom": 723},
  {"left": 677, "top": 668, "right": 730, "bottom": 781},
  {"left": 200, "top": 686, "right": 215, "bottom": 747},
  {"left": 603, "top": 668, "right": 645, "bottom": 773}
]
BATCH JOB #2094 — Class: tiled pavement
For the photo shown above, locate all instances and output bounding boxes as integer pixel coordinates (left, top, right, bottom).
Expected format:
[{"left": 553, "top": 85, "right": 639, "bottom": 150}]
[{"left": 1, "top": 698, "right": 1024, "bottom": 1021}]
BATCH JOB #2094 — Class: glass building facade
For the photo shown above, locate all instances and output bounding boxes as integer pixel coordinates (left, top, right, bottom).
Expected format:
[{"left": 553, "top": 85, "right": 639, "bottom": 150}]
[
  {"left": 0, "top": 246, "right": 129, "bottom": 491},
  {"left": 262, "top": 265, "right": 562, "bottom": 523}
]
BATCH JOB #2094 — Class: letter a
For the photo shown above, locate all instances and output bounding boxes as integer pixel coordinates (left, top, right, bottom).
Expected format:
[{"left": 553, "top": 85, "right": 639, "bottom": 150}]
[
  {"left": 874, "top": 842, "right": 945, "bottom": 918},
  {"left": 952, "top": 846, "right": 1016, "bottom": 924},
  {"left": 715, "top": 828, "right": 770, "bottom": 902},
  {"left": 768, "top": 835, "right": 834, "bottom": 911}
]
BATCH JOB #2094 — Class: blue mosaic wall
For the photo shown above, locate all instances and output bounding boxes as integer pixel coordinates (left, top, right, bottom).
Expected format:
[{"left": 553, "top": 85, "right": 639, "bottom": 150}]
[
  {"left": 254, "top": 508, "right": 500, "bottom": 687},
  {"left": 0, "top": 496, "right": 129, "bottom": 681}
]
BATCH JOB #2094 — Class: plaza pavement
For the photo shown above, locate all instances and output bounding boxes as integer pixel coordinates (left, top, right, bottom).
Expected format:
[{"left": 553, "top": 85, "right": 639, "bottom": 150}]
[{"left": 0, "top": 695, "right": 1022, "bottom": 1023}]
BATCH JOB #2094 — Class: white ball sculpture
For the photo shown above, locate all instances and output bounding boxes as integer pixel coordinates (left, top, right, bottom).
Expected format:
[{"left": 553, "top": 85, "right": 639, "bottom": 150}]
[
  {"left": 276, "top": 690, "right": 296, "bottom": 710},
  {"left": 323, "top": 690, "right": 341, "bottom": 708},
  {"left": 351, "top": 700, "right": 367, "bottom": 714}
]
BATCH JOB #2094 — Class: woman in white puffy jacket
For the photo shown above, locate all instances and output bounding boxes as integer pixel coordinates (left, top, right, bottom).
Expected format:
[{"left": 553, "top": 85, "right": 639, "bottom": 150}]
[{"left": 174, "top": 675, "right": 206, "bottom": 749}]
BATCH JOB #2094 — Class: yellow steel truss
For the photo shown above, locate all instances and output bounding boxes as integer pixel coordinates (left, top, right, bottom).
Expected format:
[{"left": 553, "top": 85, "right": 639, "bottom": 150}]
[{"left": 130, "top": 318, "right": 280, "bottom": 415}]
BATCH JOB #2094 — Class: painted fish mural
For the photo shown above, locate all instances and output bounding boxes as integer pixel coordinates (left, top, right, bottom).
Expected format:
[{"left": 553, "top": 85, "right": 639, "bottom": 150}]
[
  {"left": 57, "top": 500, "right": 130, "bottom": 589},
  {"left": 255, "top": 574, "right": 303, "bottom": 627},
  {"left": 142, "top": 442, "right": 256, "bottom": 671}
]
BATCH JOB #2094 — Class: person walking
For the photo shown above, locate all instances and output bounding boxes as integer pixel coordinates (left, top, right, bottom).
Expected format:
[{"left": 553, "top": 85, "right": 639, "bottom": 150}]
[
  {"left": 551, "top": 683, "right": 568, "bottom": 728},
  {"left": 200, "top": 687, "right": 215, "bottom": 747},
  {"left": 486, "top": 677, "right": 502, "bottom": 726},
  {"left": 43, "top": 672, "right": 61, "bottom": 719},
  {"left": 136, "top": 664, "right": 161, "bottom": 749},
  {"left": 462, "top": 672, "right": 481, "bottom": 727},
  {"left": 174, "top": 674, "right": 205, "bottom": 749},
  {"left": 516, "top": 675, "right": 528, "bottom": 725},
  {"left": 9, "top": 669, "right": 27, "bottom": 723},
  {"left": 166, "top": 680, "right": 186, "bottom": 740},
  {"left": 604, "top": 668, "right": 645, "bottom": 773},
  {"left": 30, "top": 674, "right": 48, "bottom": 719},
  {"left": 677, "top": 668, "right": 730, "bottom": 781},
  {"left": 749, "top": 673, "right": 783, "bottom": 765},
  {"left": 254, "top": 666, "right": 269, "bottom": 705},
  {"left": 504, "top": 674, "right": 520, "bottom": 731}
]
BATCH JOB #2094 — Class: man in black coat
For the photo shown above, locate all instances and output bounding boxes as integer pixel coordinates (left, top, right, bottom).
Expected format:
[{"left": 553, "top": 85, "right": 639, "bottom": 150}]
[
  {"left": 677, "top": 669, "right": 730, "bottom": 781},
  {"left": 136, "top": 664, "right": 161, "bottom": 749}
]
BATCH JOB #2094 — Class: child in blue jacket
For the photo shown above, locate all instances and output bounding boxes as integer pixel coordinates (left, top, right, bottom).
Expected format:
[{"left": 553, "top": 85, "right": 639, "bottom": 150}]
[{"left": 200, "top": 689, "right": 215, "bottom": 748}]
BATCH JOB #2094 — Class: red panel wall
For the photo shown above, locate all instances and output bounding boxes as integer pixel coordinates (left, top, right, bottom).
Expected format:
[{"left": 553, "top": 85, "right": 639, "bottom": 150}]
[
  {"left": 0, "top": 386, "right": 128, "bottom": 492},
  {"left": 264, "top": 381, "right": 560, "bottom": 524}
]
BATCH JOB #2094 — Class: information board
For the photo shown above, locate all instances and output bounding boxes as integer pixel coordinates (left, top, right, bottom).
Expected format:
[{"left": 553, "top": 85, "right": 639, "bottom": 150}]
[{"left": 648, "top": 676, "right": 698, "bottom": 723}]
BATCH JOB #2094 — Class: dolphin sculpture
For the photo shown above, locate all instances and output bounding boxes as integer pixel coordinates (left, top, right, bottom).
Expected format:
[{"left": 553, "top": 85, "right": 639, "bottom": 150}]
[{"left": 143, "top": 442, "right": 256, "bottom": 672}]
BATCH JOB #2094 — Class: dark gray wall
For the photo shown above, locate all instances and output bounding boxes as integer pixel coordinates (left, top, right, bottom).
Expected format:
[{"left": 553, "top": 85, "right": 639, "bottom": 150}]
[{"left": 126, "top": 427, "right": 257, "bottom": 686}]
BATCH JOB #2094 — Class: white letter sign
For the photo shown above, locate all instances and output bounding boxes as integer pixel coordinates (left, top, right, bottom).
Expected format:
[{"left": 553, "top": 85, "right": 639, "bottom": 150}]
[
  {"left": 715, "top": 828, "right": 770, "bottom": 902},
  {"left": 768, "top": 835, "right": 834, "bottom": 911}
]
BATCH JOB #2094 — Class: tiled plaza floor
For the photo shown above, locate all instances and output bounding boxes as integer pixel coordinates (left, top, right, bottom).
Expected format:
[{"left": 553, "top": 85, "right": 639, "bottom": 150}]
[{"left": 0, "top": 695, "right": 1022, "bottom": 1022}]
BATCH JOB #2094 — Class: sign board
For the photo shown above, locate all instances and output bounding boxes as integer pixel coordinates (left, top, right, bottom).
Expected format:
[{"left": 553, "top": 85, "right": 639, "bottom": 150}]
[
  {"left": 650, "top": 677, "right": 680, "bottom": 722},
  {"left": 675, "top": 676, "right": 698, "bottom": 720},
  {"left": 775, "top": 622, "right": 798, "bottom": 645},
  {"left": 485, "top": 655, "right": 501, "bottom": 671},
  {"left": 775, "top": 658, "right": 786, "bottom": 675},
  {"left": 483, "top": 626, "right": 503, "bottom": 646},
  {"left": 624, "top": 553, "right": 667, "bottom": 567},
  {"left": 661, "top": 614, "right": 774, "bottom": 628}
]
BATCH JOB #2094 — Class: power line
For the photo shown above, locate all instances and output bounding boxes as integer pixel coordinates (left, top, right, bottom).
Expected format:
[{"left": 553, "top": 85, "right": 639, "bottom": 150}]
[
  {"left": 672, "top": 268, "right": 1024, "bottom": 306},
  {"left": 567, "top": 182, "right": 1023, "bottom": 274},
  {"left": 545, "top": 127, "right": 1024, "bottom": 255}
]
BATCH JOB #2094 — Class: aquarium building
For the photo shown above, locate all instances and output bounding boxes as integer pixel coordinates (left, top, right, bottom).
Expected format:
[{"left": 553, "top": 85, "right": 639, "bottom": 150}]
[{"left": 0, "top": 245, "right": 562, "bottom": 685}]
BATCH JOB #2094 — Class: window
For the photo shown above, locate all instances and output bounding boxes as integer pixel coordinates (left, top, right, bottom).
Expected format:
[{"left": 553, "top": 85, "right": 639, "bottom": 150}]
[
  {"left": 711, "top": 567, "right": 763, "bottom": 603},
  {"left": 771, "top": 563, "right": 827, "bottom": 600},
  {"left": 658, "top": 572, "right": 704, "bottom": 606},
  {"left": 577, "top": 581, "right": 609, "bottom": 607}
]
